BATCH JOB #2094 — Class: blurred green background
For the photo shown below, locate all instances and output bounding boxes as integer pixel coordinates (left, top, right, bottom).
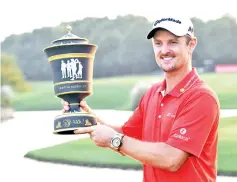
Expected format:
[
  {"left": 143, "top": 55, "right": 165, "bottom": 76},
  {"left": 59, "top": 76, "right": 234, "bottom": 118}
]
[{"left": 10, "top": 73, "right": 237, "bottom": 111}]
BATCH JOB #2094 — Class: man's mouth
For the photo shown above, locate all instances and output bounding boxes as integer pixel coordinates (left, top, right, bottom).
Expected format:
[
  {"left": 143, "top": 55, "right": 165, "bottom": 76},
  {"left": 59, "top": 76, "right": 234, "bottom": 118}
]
[{"left": 161, "top": 57, "right": 174, "bottom": 62}]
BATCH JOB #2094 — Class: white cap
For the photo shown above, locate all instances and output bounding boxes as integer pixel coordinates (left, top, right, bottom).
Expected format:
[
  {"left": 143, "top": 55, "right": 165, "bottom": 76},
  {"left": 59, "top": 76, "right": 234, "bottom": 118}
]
[{"left": 147, "top": 16, "right": 194, "bottom": 39}]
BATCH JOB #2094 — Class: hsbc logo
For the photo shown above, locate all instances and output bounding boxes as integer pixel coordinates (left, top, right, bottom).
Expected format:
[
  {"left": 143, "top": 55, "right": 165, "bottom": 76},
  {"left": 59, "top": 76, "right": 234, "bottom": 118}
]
[
  {"left": 173, "top": 134, "right": 190, "bottom": 141},
  {"left": 180, "top": 128, "right": 187, "bottom": 135},
  {"left": 172, "top": 128, "right": 190, "bottom": 141}
]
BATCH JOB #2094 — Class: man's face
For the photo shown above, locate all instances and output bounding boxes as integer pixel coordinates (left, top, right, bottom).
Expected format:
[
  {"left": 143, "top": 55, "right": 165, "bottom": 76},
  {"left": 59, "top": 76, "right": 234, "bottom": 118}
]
[{"left": 152, "top": 29, "right": 196, "bottom": 73}]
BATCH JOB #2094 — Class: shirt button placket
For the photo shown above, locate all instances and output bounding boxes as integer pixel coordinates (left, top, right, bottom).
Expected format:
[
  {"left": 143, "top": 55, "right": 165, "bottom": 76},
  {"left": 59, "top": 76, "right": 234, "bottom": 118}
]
[
  {"left": 156, "top": 94, "right": 166, "bottom": 141},
  {"left": 157, "top": 98, "right": 165, "bottom": 141},
  {"left": 158, "top": 103, "right": 164, "bottom": 119}
]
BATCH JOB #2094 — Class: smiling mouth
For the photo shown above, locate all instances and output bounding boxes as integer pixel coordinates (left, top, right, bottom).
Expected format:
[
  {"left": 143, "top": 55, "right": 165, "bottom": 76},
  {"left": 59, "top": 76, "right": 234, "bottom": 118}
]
[{"left": 161, "top": 57, "right": 174, "bottom": 62}]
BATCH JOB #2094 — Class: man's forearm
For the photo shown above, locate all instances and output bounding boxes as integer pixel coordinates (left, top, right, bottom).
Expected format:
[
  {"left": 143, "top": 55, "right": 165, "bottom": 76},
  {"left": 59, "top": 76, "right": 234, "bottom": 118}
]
[
  {"left": 96, "top": 117, "right": 123, "bottom": 133},
  {"left": 107, "top": 124, "right": 123, "bottom": 133},
  {"left": 118, "top": 136, "right": 188, "bottom": 171}
]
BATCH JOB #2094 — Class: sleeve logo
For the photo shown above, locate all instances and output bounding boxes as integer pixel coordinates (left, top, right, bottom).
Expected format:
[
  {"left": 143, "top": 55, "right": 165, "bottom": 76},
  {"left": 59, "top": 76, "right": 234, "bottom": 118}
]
[{"left": 180, "top": 128, "right": 187, "bottom": 135}]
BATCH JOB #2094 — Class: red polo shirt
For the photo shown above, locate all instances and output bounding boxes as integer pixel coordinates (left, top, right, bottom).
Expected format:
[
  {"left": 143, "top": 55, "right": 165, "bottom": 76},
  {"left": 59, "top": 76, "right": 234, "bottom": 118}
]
[{"left": 122, "top": 68, "right": 220, "bottom": 182}]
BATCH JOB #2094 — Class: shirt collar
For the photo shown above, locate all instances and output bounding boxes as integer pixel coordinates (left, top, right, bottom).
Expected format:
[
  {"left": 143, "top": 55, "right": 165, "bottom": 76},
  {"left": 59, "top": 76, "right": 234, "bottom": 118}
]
[{"left": 158, "top": 68, "right": 200, "bottom": 97}]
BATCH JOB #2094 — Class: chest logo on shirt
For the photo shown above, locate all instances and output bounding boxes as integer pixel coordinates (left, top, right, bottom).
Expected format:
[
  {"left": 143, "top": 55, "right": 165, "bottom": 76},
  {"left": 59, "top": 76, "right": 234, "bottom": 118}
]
[{"left": 166, "top": 112, "right": 176, "bottom": 118}]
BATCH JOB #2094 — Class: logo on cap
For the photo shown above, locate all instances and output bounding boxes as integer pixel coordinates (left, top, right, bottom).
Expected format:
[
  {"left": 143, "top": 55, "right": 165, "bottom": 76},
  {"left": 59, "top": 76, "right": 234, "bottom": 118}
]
[
  {"left": 188, "top": 26, "right": 194, "bottom": 33},
  {"left": 154, "top": 18, "right": 181, "bottom": 26}
]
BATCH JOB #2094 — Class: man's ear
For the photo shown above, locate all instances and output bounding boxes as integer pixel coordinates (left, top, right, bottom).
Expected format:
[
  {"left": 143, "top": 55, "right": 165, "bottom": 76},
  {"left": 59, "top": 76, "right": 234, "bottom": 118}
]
[{"left": 189, "top": 37, "right": 197, "bottom": 53}]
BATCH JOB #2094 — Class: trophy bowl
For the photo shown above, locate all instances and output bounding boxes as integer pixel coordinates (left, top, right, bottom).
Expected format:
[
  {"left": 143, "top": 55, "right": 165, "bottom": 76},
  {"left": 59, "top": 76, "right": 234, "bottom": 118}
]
[{"left": 43, "top": 26, "right": 98, "bottom": 134}]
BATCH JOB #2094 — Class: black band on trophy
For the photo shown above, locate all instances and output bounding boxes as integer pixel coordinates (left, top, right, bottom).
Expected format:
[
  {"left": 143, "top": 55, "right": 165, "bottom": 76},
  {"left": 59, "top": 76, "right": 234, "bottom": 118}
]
[
  {"left": 54, "top": 114, "right": 97, "bottom": 134},
  {"left": 43, "top": 25, "right": 98, "bottom": 135}
]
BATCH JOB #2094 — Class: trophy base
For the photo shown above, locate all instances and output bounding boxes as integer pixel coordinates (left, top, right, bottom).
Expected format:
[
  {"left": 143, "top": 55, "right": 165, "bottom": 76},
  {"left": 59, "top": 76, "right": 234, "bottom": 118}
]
[{"left": 53, "top": 112, "right": 97, "bottom": 135}]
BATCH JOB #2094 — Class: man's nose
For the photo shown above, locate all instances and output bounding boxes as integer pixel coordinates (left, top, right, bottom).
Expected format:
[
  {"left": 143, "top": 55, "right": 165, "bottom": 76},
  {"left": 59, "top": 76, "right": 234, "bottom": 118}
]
[{"left": 160, "top": 44, "right": 170, "bottom": 54}]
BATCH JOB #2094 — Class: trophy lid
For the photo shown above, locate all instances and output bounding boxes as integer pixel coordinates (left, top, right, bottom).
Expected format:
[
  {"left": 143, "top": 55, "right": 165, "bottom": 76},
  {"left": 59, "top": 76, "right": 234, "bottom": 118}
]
[{"left": 51, "top": 25, "right": 88, "bottom": 45}]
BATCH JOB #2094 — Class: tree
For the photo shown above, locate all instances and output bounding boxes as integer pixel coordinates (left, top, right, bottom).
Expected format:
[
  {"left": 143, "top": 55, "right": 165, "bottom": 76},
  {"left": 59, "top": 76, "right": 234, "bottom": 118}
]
[{"left": 1, "top": 53, "right": 31, "bottom": 108}]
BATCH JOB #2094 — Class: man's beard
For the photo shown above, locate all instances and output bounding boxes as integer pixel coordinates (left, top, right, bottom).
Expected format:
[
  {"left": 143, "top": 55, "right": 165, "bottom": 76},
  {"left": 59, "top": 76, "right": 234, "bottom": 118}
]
[{"left": 160, "top": 64, "right": 176, "bottom": 72}]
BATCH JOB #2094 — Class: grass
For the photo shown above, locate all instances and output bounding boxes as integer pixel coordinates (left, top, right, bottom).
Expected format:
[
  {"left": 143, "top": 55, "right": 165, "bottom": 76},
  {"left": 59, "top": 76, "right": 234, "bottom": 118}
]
[
  {"left": 24, "top": 116, "right": 237, "bottom": 175},
  {"left": 24, "top": 139, "right": 141, "bottom": 169},
  {"left": 217, "top": 117, "right": 237, "bottom": 173},
  {"left": 12, "top": 73, "right": 237, "bottom": 111},
  {"left": 199, "top": 73, "right": 237, "bottom": 109},
  {"left": 12, "top": 75, "right": 152, "bottom": 111}
]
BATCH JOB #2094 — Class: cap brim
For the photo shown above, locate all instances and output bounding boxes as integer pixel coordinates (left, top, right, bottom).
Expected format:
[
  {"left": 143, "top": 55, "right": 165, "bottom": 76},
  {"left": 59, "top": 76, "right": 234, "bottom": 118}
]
[{"left": 147, "top": 28, "right": 161, "bottom": 39}]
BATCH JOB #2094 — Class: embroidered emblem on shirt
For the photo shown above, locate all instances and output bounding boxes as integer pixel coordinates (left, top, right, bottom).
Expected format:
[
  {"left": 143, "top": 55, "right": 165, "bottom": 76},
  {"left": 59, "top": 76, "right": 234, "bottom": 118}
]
[
  {"left": 173, "top": 134, "right": 191, "bottom": 141},
  {"left": 180, "top": 128, "right": 187, "bottom": 135},
  {"left": 173, "top": 128, "right": 190, "bottom": 141},
  {"left": 180, "top": 88, "right": 185, "bottom": 92},
  {"left": 166, "top": 112, "right": 176, "bottom": 118}
]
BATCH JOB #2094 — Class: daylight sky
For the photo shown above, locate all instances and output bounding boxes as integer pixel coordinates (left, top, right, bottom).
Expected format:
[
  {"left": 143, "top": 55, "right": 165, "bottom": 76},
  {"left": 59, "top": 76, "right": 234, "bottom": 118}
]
[{"left": 1, "top": 0, "right": 236, "bottom": 41}]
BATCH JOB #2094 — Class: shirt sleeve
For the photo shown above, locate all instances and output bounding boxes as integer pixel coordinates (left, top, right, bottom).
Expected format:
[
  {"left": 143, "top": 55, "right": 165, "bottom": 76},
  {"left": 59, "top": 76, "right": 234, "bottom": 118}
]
[
  {"left": 165, "top": 93, "right": 220, "bottom": 158},
  {"left": 121, "top": 94, "right": 145, "bottom": 140}
]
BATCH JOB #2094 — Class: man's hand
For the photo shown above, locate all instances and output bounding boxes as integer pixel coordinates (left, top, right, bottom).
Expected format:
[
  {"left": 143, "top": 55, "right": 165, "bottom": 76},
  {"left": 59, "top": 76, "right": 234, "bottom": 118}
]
[
  {"left": 61, "top": 100, "right": 104, "bottom": 125},
  {"left": 74, "top": 125, "right": 117, "bottom": 148},
  {"left": 61, "top": 100, "right": 93, "bottom": 113}
]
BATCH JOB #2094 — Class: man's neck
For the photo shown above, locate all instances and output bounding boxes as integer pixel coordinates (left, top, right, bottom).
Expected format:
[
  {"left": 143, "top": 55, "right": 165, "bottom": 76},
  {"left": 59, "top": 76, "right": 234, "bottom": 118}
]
[{"left": 164, "top": 66, "right": 192, "bottom": 94}]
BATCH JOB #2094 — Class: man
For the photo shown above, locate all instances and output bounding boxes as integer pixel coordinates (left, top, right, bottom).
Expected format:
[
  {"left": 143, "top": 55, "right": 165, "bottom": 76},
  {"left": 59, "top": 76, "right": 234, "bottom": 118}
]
[{"left": 62, "top": 16, "right": 220, "bottom": 182}]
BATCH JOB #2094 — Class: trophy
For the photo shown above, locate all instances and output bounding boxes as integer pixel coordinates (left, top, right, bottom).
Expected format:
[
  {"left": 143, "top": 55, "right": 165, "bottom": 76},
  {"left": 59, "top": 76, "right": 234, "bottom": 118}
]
[{"left": 43, "top": 26, "right": 98, "bottom": 134}]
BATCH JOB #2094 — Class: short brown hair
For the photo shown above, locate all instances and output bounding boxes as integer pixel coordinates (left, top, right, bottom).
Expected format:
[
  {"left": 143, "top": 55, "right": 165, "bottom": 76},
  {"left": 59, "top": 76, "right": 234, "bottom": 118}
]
[{"left": 185, "top": 35, "right": 192, "bottom": 45}]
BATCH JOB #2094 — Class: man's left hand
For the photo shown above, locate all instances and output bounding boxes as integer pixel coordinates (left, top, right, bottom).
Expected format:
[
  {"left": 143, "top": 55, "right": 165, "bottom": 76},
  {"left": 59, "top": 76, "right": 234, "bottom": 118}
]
[{"left": 74, "top": 125, "right": 117, "bottom": 148}]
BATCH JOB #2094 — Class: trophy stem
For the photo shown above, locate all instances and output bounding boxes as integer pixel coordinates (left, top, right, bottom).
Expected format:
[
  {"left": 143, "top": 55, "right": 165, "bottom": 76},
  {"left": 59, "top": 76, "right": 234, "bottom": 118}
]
[
  {"left": 59, "top": 93, "right": 90, "bottom": 113},
  {"left": 67, "top": 103, "right": 82, "bottom": 113}
]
